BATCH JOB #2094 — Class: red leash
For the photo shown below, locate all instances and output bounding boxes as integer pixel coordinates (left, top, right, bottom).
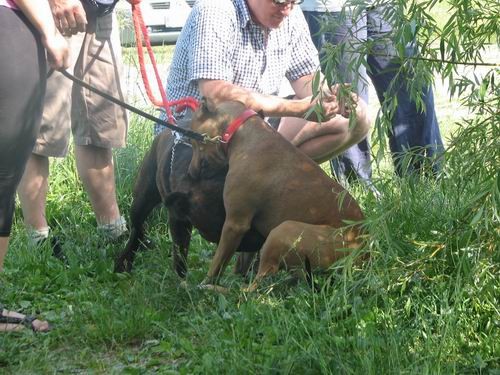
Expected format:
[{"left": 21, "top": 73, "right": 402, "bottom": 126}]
[{"left": 129, "top": 0, "right": 199, "bottom": 123}]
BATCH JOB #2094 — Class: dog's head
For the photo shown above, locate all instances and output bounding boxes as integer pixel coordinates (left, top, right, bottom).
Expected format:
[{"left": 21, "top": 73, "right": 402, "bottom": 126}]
[{"left": 188, "top": 98, "right": 246, "bottom": 179}]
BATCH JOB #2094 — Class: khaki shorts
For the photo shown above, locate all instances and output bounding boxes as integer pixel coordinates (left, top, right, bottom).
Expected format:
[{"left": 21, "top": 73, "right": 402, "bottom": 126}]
[{"left": 33, "top": 13, "right": 128, "bottom": 157}]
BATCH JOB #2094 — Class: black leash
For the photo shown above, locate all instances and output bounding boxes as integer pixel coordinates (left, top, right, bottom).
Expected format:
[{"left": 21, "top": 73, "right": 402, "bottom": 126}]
[{"left": 60, "top": 69, "right": 206, "bottom": 142}]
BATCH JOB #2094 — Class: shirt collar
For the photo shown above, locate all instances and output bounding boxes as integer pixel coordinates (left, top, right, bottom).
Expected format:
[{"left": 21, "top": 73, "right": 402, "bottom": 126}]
[{"left": 234, "top": 0, "right": 253, "bottom": 29}]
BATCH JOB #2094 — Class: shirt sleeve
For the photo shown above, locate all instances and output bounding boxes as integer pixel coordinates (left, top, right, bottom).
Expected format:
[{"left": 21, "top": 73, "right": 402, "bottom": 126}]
[{"left": 187, "top": 2, "right": 237, "bottom": 84}]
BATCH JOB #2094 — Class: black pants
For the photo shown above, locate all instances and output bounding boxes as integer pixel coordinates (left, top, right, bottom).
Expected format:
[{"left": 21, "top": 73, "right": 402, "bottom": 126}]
[{"left": 0, "top": 7, "right": 47, "bottom": 236}]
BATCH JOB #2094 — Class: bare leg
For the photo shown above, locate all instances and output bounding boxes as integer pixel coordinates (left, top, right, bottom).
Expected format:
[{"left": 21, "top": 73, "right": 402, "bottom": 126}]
[
  {"left": 75, "top": 144, "right": 121, "bottom": 225},
  {"left": 17, "top": 154, "right": 50, "bottom": 232},
  {"left": 0, "top": 236, "right": 9, "bottom": 272},
  {"left": 277, "top": 101, "right": 370, "bottom": 163}
]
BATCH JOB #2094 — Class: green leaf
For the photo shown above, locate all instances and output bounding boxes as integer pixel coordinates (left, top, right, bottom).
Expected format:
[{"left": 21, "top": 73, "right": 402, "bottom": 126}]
[
  {"left": 440, "top": 38, "right": 445, "bottom": 62},
  {"left": 470, "top": 206, "right": 484, "bottom": 226},
  {"left": 312, "top": 70, "right": 321, "bottom": 97}
]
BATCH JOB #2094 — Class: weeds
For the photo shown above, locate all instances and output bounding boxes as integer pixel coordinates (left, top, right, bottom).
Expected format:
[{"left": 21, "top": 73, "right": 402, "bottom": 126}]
[
  {"left": 1, "top": 103, "right": 498, "bottom": 373},
  {"left": 1, "top": 14, "right": 499, "bottom": 373}
]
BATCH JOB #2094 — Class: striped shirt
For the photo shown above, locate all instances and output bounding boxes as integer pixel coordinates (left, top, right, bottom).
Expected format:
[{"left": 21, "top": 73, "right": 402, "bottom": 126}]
[{"left": 166, "top": 0, "right": 319, "bottom": 110}]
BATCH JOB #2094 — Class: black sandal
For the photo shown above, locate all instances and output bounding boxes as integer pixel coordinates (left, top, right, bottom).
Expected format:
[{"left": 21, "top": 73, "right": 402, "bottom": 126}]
[{"left": 0, "top": 305, "right": 50, "bottom": 332}]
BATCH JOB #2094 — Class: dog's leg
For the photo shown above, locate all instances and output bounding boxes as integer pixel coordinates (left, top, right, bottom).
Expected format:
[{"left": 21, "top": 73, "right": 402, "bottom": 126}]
[
  {"left": 114, "top": 194, "right": 161, "bottom": 272},
  {"left": 114, "top": 151, "right": 161, "bottom": 273},
  {"left": 204, "top": 217, "right": 252, "bottom": 285},
  {"left": 233, "top": 252, "right": 259, "bottom": 278},
  {"left": 246, "top": 223, "right": 308, "bottom": 291},
  {"left": 245, "top": 238, "right": 282, "bottom": 291},
  {"left": 169, "top": 219, "right": 192, "bottom": 279}
]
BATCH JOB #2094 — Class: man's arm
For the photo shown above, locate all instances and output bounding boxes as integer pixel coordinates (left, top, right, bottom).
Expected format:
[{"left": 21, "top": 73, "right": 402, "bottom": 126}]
[
  {"left": 199, "top": 78, "right": 342, "bottom": 122},
  {"left": 198, "top": 79, "right": 312, "bottom": 118}
]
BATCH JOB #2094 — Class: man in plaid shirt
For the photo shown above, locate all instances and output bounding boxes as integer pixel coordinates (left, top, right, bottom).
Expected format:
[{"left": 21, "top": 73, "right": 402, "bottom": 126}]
[{"left": 163, "top": 0, "right": 370, "bottom": 163}]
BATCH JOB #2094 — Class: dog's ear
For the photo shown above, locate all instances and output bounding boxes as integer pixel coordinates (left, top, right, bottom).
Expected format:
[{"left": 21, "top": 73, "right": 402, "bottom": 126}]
[{"left": 200, "top": 97, "right": 217, "bottom": 113}]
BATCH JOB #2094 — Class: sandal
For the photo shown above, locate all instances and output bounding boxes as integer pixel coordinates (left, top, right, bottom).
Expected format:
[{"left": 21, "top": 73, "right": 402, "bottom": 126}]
[{"left": 0, "top": 304, "right": 50, "bottom": 332}]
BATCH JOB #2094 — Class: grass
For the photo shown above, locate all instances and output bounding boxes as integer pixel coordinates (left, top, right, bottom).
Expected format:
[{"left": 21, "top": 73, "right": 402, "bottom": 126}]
[{"left": 1, "top": 34, "right": 499, "bottom": 375}]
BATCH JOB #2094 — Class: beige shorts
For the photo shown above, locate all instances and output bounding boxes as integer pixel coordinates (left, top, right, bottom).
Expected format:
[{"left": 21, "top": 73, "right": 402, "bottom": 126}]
[{"left": 33, "top": 13, "right": 128, "bottom": 157}]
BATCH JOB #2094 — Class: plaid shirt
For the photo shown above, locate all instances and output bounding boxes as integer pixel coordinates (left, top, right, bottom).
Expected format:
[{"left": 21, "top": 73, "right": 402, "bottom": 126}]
[{"left": 167, "top": 0, "right": 319, "bottom": 112}]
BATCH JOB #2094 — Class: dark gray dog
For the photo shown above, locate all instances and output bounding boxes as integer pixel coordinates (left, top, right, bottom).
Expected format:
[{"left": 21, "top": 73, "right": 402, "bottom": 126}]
[{"left": 114, "top": 129, "right": 263, "bottom": 278}]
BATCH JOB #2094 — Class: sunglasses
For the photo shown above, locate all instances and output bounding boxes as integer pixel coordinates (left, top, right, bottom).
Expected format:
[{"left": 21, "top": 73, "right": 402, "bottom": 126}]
[{"left": 272, "top": 0, "right": 303, "bottom": 5}]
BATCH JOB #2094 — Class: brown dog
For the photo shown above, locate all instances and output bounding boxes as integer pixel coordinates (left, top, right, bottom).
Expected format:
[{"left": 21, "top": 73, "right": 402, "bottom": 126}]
[
  {"left": 246, "top": 220, "right": 365, "bottom": 290},
  {"left": 114, "top": 129, "right": 264, "bottom": 277},
  {"left": 188, "top": 100, "right": 366, "bottom": 286}
]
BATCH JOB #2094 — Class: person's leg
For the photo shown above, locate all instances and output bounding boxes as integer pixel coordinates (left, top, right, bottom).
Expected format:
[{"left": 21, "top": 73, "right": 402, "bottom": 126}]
[
  {"left": 17, "top": 35, "right": 79, "bottom": 252},
  {"left": 277, "top": 98, "right": 370, "bottom": 163},
  {"left": 17, "top": 155, "right": 50, "bottom": 236},
  {"left": 71, "top": 13, "right": 127, "bottom": 237},
  {"left": 75, "top": 144, "right": 123, "bottom": 226},
  {"left": 304, "top": 10, "right": 373, "bottom": 184},
  {"left": 326, "top": 12, "right": 373, "bottom": 185},
  {"left": 0, "top": 237, "right": 9, "bottom": 272},
  {"left": 0, "top": 6, "right": 46, "bottom": 246},
  {"left": 0, "top": 7, "right": 50, "bottom": 332},
  {"left": 366, "top": 7, "right": 444, "bottom": 176}
]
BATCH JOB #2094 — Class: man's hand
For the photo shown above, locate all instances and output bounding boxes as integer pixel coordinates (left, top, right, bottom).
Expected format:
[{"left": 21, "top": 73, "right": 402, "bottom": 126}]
[
  {"left": 49, "top": 0, "right": 87, "bottom": 36},
  {"left": 327, "top": 83, "right": 359, "bottom": 118},
  {"left": 306, "top": 83, "right": 358, "bottom": 122}
]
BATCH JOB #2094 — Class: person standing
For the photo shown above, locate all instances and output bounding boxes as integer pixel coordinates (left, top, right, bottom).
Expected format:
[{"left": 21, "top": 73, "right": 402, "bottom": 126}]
[
  {"left": 17, "top": 0, "right": 129, "bottom": 256},
  {"left": 159, "top": 0, "right": 371, "bottom": 164},
  {"left": 0, "top": 0, "right": 69, "bottom": 332},
  {"left": 301, "top": 0, "right": 444, "bottom": 182}
]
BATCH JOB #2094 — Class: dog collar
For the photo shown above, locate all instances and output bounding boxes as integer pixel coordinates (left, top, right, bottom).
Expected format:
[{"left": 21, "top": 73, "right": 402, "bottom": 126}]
[{"left": 221, "top": 109, "right": 259, "bottom": 149}]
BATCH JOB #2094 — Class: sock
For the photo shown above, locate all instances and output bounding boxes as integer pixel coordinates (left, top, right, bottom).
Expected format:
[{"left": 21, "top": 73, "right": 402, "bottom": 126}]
[
  {"left": 28, "top": 227, "right": 50, "bottom": 246},
  {"left": 98, "top": 216, "right": 127, "bottom": 240}
]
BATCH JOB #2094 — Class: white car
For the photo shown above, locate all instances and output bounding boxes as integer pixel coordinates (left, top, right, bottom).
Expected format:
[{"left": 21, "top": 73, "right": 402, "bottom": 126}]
[{"left": 116, "top": 0, "right": 195, "bottom": 45}]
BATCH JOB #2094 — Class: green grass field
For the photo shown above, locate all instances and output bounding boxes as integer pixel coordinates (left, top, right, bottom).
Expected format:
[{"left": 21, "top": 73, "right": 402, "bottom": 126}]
[{"left": 1, "top": 29, "right": 499, "bottom": 375}]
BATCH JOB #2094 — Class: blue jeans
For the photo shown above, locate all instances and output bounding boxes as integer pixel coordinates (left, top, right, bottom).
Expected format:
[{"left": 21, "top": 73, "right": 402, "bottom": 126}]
[{"left": 303, "top": 7, "right": 444, "bottom": 179}]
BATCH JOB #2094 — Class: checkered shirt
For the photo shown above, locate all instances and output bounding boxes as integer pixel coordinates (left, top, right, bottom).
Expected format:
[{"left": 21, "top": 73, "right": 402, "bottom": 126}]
[{"left": 166, "top": 0, "right": 319, "bottom": 115}]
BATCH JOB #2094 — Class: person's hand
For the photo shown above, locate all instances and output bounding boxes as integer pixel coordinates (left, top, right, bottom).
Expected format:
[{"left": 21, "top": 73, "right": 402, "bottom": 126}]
[
  {"left": 49, "top": 0, "right": 87, "bottom": 36},
  {"left": 42, "top": 31, "right": 70, "bottom": 70},
  {"left": 328, "top": 83, "right": 359, "bottom": 118},
  {"left": 306, "top": 83, "right": 358, "bottom": 121},
  {"left": 303, "top": 91, "right": 341, "bottom": 122}
]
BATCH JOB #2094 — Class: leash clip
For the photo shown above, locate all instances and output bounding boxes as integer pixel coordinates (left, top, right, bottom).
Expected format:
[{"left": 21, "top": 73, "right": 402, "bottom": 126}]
[{"left": 203, "top": 134, "right": 225, "bottom": 144}]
